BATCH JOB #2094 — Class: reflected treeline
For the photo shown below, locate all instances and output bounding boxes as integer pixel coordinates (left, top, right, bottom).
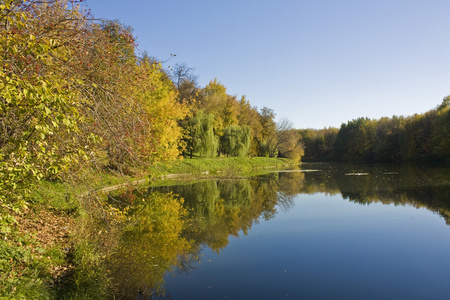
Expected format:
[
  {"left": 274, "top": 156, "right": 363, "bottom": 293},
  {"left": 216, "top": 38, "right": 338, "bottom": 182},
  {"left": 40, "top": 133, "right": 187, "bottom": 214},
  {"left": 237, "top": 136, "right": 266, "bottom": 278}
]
[
  {"left": 91, "top": 163, "right": 449, "bottom": 298},
  {"left": 154, "top": 173, "right": 305, "bottom": 253},
  {"left": 83, "top": 191, "right": 192, "bottom": 299},
  {"left": 300, "top": 163, "right": 450, "bottom": 224}
]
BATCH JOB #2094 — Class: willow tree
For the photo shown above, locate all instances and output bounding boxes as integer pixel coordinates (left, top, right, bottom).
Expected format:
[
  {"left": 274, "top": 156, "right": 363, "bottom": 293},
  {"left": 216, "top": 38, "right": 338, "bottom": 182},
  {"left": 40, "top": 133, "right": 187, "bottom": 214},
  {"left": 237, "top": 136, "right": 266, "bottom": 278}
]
[
  {"left": 185, "top": 110, "right": 219, "bottom": 158},
  {"left": 220, "top": 125, "right": 251, "bottom": 157},
  {"left": 237, "top": 96, "right": 263, "bottom": 156}
]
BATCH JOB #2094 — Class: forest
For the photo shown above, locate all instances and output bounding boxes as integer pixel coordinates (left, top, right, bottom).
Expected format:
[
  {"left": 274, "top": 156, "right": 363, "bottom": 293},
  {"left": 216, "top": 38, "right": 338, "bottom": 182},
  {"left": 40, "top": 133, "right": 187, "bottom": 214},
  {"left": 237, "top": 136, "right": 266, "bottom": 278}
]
[{"left": 299, "top": 97, "right": 449, "bottom": 162}]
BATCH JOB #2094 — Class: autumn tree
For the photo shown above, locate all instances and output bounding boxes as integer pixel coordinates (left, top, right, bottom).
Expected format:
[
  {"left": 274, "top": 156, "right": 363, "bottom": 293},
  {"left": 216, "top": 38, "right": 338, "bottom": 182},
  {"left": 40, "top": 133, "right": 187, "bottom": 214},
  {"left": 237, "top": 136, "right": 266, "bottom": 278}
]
[
  {"left": 237, "top": 96, "right": 263, "bottom": 156},
  {"left": 0, "top": 0, "right": 188, "bottom": 210},
  {"left": 171, "top": 63, "right": 197, "bottom": 90},
  {"left": 372, "top": 116, "right": 404, "bottom": 161},
  {"left": 256, "top": 107, "right": 278, "bottom": 157},
  {"left": 0, "top": 0, "right": 90, "bottom": 209}
]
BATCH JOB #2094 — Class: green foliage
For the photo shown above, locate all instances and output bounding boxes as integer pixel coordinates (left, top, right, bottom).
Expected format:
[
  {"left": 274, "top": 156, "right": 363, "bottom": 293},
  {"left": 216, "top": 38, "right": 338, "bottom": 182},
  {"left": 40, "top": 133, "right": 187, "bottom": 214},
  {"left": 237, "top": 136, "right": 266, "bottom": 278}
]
[
  {"left": 431, "top": 97, "right": 450, "bottom": 160},
  {"left": 372, "top": 116, "right": 404, "bottom": 162},
  {"left": 0, "top": 1, "right": 88, "bottom": 212},
  {"left": 299, "top": 128, "right": 338, "bottom": 161},
  {"left": 237, "top": 96, "right": 264, "bottom": 156},
  {"left": 58, "top": 241, "right": 110, "bottom": 300},
  {"left": 186, "top": 110, "right": 219, "bottom": 158},
  {"left": 0, "top": 231, "right": 64, "bottom": 299},
  {"left": 257, "top": 107, "right": 278, "bottom": 157},
  {"left": 220, "top": 125, "right": 251, "bottom": 157},
  {"left": 334, "top": 117, "right": 375, "bottom": 161},
  {"left": 299, "top": 97, "right": 449, "bottom": 162}
]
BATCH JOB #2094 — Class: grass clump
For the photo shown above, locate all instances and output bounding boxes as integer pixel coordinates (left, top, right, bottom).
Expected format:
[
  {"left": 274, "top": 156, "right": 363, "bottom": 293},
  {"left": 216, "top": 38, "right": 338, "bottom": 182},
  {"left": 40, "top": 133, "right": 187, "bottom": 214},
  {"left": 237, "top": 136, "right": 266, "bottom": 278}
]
[{"left": 56, "top": 240, "right": 110, "bottom": 300}]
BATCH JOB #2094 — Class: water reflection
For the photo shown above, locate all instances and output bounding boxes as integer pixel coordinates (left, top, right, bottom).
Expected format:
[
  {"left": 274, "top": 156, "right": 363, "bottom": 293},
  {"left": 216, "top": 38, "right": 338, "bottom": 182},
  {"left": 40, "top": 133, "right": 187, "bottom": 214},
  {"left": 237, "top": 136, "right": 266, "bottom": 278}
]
[
  {"left": 102, "top": 163, "right": 449, "bottom": 298},
  {"left": 98, "top": 192, "right": 192, "bottom": 299},
  {"left": 155, "top": 175, "right": 299, "bottom": 252},
  {"left": 298, "top": 163, "right": 450, "bottom": 223}
]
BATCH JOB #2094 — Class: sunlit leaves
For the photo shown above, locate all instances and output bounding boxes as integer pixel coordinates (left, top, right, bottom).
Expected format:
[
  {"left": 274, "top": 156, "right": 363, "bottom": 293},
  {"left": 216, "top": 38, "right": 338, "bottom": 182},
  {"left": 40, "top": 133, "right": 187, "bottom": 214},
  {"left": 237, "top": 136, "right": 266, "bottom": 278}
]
[{"left": 0, "top": 1, "right": 86, "bottom": 209}]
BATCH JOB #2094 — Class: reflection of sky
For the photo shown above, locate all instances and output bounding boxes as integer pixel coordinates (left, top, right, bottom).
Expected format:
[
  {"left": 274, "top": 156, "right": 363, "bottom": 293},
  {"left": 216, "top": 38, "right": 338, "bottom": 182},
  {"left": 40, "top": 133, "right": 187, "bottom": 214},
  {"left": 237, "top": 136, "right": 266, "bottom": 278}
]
[{"left": 163, "top": 194, "right": 450, "bottom": 300}]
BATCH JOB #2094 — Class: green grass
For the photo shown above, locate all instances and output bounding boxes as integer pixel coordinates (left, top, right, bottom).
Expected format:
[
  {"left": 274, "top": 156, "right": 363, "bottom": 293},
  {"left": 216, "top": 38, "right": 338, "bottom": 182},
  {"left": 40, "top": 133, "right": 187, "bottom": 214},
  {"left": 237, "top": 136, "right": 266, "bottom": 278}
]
[
  {"left": 55, "top": 240, "right": 110, "bottom": 300},
  {"left": 148, "top": 157, "right": 296, "bottom": 178},
  {"left": 0, "top": 230, "right": 64, "bottom": 299}
]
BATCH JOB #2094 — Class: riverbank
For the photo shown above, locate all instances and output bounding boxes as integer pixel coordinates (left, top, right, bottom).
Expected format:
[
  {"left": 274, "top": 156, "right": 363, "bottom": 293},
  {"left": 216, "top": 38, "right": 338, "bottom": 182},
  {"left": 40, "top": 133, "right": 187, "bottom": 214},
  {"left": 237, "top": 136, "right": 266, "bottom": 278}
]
[{"left": 1, "top": 157, "right": 296, "bottom": 298}]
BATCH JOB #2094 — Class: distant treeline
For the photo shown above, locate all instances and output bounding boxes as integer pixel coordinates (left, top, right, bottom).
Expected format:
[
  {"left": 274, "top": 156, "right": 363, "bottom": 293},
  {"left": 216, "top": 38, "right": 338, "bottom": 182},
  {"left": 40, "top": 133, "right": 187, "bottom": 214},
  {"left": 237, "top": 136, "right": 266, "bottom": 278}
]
[{"left": 299, "top": 97, "right": 450, "bottom": 162}]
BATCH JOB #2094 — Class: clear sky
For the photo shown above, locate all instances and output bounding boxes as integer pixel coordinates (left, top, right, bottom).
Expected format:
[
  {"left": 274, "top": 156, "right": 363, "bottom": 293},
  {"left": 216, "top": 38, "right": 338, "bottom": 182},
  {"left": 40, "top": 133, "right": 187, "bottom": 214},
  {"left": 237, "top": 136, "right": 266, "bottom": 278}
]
[{"left": 84, "top": 0, "right": 450, "bottom": 129}]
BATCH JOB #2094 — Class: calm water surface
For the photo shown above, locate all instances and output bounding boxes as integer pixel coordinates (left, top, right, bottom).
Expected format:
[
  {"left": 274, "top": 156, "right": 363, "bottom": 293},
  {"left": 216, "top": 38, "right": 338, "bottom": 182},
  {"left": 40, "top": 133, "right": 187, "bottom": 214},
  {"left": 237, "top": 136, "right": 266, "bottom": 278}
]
[{"left": 107, "top": 163, "right": 450, "bottom": 299}]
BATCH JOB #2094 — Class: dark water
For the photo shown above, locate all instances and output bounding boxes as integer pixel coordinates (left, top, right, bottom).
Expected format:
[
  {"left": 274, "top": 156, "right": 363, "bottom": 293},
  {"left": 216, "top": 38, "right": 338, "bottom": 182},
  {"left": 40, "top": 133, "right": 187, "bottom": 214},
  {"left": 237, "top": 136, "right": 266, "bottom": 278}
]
[{"left": 108, "top": 163, "right": 450, "bottom": 299}]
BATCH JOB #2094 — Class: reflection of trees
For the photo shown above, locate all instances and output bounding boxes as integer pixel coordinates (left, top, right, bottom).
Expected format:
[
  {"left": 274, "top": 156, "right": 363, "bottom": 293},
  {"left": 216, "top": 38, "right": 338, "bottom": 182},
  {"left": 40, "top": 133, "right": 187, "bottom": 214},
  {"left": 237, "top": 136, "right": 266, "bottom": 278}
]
[
  {"left": 277, "top": 171, "right": 305, "bottom": 211},
  {"left": 159, "top": 179, "right": 278, "bottom": 252},
  {"left": 103, "top": 192, "right": 192, "bottom": 299},
  {"left": 97, "top": 164, "right": 449, "bottom": 298},
  {"left": 154, "top": 173, "right": 309, "bottom": 253},
  {"left": 300, "top": 163, "right": 450, "bottom": 224}
]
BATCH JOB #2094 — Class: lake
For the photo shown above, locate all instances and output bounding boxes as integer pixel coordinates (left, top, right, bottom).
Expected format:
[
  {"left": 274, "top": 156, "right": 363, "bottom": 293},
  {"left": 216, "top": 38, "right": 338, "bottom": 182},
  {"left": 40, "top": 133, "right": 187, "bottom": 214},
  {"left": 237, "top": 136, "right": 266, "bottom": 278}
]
[{"left": 106, "top": 163, "right": 450, "bottom": 299}]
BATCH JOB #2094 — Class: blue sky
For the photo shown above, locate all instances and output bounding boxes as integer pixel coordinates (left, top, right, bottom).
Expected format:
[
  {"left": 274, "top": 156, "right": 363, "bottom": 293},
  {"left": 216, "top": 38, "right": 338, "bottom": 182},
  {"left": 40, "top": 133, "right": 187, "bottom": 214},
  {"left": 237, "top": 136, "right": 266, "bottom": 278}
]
[{"left": 84, "top": 0, "right": 450, "bottom": 129}]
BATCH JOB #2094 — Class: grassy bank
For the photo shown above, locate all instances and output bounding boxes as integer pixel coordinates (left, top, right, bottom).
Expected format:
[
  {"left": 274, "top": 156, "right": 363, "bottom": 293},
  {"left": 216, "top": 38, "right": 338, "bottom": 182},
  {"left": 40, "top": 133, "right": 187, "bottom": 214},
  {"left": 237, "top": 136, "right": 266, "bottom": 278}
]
[
  {"left": 148, "top": 157, "right": 295, "bottom": 178},
  {"left": 1, "top": 157, "right": 296, "bottom": 298}
]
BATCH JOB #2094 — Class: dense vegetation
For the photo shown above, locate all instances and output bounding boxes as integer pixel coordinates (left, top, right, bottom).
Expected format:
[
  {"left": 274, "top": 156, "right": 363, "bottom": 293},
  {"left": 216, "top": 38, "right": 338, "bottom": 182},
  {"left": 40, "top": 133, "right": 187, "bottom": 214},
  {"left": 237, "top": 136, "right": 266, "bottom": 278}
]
[{"left": 299, "top": 97, "right": 449, "bottom": 163}]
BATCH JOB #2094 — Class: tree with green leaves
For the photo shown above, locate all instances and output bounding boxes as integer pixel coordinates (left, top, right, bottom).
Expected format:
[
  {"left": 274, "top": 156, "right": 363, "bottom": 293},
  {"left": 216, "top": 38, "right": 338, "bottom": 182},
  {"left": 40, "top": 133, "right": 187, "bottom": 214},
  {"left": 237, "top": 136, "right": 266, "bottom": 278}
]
[
  {"left": 237, "top": 95, "right": 263, "bottom": 156},
  {"left": 431, "top": 97, "right": 450, "bottom": 160},
  {"left": 335, "top": 117, "right": 375, "bottom": 161},
  {"left": 220, "top": 125, "right": 251, "bottom": 157},
  {"left": 0, "top": 0, "right": 89, "bottom": 211},
  {"left": 185, "top": 110, "right": 219, "bottom": 158},
  {"left": 257, "top": 107, "right": 278, "bottom": 157}
]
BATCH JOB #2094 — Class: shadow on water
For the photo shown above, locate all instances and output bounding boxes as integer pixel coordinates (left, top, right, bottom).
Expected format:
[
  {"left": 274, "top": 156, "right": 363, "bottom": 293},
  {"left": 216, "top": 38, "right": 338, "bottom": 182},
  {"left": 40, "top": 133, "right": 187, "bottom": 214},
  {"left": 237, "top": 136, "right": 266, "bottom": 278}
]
[{"left": 80, "top": 163, "right": 449, "bottom": 299}]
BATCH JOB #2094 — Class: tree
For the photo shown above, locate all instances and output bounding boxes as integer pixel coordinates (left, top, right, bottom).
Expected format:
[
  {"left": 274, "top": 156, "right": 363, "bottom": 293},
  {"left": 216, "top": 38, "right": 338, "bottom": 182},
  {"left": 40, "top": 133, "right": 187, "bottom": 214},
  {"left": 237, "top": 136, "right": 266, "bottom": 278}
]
[
  {"left": 237, "top": 96, "right": 263, "bottom": 156},
  {"left": 185, "top": 111, "right": 219, "bottom": 158},
  {"left": 257, "top": 107, "right": 278, "bottom": 157},
  {"left": 335, "top": 117, "right": 375, "bottom": 161},
  {"left": 373, "top": 116, "right": 404, "bottom": 162},
  {"left": 0, "top": 0, "right": 88, "bottom": 209},
  {"left": 275, "top": 118, "right": 303, "bottom": 162},
  {"left": 431, "top": 96, "right": 450, "bottom": 160},
  {"left": 220, "top": 125, "right": 251, "bottom": 157},
  {"left": 0, "top": 0, "right": 189, "bottom": 211},
  {"left": 171, "top": 63, "right": 197, "bottom": 90},
  {"left": 277, "top": 130, "right": 304, "bottom": 162},
  {"left": 197, "top": 78, "right": 231, "bottom": 137}
]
